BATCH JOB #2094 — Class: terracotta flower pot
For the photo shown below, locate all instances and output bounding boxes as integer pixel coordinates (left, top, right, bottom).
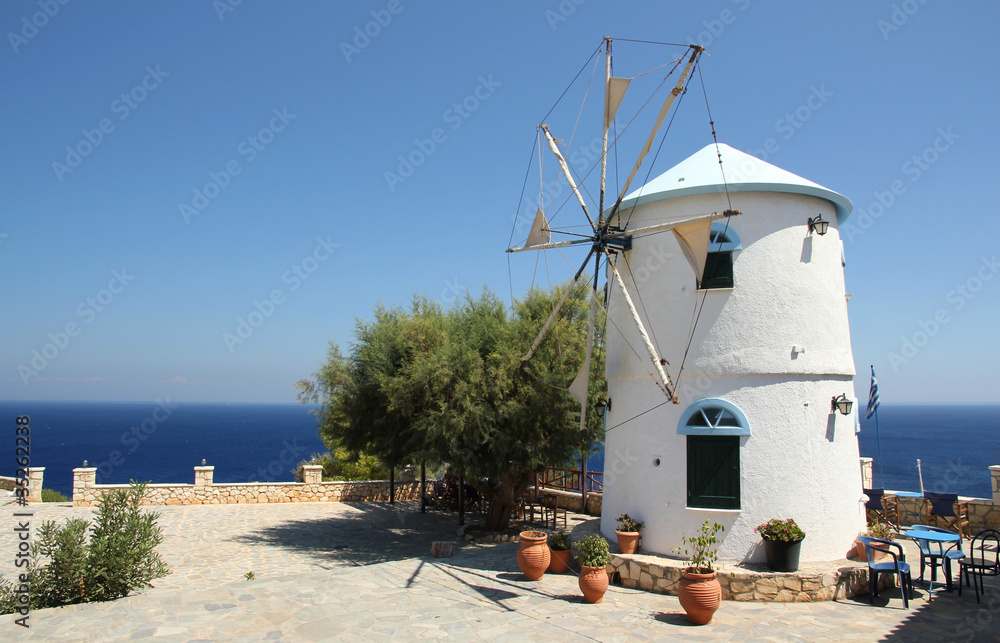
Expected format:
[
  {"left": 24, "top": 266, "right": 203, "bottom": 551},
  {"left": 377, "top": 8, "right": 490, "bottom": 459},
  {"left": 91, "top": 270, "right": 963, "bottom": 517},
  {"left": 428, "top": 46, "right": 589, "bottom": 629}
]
[
  {"left": 578, "top": 564, "right": 609, "bottom": 603},
  {"left": 517, "top": 531, "right": 550, "bottom": 581},
  {"left": 548, "top": 547, "right": 571, "bottom": 574},
  {"left": 677, "top": 569, "right": 721, "bottom": 625},
  {"left": 616, "top": 530, "right": 640, "bottom": 554},
  {"left": 854, "top": 538, "right": 889, "bottom": 562}
]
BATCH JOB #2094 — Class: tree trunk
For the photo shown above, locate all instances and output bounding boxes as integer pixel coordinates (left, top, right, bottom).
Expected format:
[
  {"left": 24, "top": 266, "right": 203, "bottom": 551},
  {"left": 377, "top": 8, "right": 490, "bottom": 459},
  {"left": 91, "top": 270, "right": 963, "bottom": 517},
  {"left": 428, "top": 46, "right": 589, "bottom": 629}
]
[{"left": 485, "top": 497, "right": 515, "bottom": 531}]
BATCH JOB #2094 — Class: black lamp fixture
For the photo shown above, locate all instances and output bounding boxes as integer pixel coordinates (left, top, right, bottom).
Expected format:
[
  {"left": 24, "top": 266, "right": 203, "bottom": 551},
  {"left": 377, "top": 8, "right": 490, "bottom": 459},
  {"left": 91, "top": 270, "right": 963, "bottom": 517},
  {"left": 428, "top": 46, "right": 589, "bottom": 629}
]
[
  {"left": 831, "top": 394, "right": 853, "bottom": 416},
  {"left": 595, "top": 398, "right": 612, "bottom": 418},
  {"left": 808, "top": 214, "right": 829, "bottom": 236}
]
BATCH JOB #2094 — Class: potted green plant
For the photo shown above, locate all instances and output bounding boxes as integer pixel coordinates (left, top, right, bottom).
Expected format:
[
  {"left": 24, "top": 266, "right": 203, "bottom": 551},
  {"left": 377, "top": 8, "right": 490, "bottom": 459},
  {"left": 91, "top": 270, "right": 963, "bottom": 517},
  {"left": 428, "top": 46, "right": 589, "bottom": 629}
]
[
  {"left": 854, "top": 522, "right": 894, "bottom": 561},
  {"left": 755, "top": 518, "right": 806, "bottom": 572},
  {"left": 575, "top": 533, "right": 613, "bottom": 603},
  {"left": 615, "top": 513, "right": 644, "bottom": 555},
  {"left": 548, "top": 531, "right": 571, "bottom": 574},
  {"left": 671, "top": 520, "right": 724, "bottom": 625}
]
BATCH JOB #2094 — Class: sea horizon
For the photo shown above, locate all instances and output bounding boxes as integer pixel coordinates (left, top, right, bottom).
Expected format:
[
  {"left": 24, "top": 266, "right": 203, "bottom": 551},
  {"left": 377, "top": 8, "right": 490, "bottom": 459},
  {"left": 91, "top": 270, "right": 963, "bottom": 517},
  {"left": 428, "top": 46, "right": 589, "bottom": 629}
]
[{"left": 3, "top": 401, "right": 999, "bottom": 499}]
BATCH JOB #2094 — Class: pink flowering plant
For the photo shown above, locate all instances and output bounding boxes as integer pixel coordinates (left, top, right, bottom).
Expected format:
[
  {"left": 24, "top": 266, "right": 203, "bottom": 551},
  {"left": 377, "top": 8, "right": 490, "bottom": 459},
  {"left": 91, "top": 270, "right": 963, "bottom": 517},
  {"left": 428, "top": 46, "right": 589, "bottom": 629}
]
[{"left": 755, "top": 518, "right": 805, "bottom": 543}]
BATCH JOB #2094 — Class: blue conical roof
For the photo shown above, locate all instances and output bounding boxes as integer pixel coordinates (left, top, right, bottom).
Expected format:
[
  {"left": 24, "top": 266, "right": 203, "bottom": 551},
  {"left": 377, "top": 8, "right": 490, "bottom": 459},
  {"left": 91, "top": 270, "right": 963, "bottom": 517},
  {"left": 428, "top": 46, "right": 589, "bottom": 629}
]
[{"left": 618, "top": 143, "right": 853, "bottom": 224}]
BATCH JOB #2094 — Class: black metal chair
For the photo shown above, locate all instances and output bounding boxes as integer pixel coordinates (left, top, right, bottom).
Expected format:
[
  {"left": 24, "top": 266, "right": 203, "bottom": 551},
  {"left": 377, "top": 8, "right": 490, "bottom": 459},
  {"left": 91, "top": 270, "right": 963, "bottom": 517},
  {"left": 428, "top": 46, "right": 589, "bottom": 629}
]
[
  {"left": 863, "top": 488, "right": 899, "bottom": 532},
  {"left": 858, "top": 536, "right": 913, "bottom": 608},
  {"left": 958, "top": 529, "right": 1000, "bottom": 603},
  {"left": 924, "top": 491, "right": 972, "bottom": 539}
]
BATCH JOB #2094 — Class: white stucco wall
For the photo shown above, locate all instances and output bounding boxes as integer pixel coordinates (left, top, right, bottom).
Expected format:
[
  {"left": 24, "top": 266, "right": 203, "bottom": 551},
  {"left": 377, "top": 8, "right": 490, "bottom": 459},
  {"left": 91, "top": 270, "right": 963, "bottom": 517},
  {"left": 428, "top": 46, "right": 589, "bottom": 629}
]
[{"left": 602, "top": 189, "right": 867, "bottom": 563}]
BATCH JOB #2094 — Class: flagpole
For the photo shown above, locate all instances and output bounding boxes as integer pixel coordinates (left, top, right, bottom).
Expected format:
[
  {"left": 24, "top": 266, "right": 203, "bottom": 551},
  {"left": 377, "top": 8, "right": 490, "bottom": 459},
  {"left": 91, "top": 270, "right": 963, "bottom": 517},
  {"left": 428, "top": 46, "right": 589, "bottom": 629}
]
[
  {"left": 867, "top": 365, "right": 885, "bottom": 489},
  {"left": 874, "top": 404, "right": 885, "bottom": 488}
]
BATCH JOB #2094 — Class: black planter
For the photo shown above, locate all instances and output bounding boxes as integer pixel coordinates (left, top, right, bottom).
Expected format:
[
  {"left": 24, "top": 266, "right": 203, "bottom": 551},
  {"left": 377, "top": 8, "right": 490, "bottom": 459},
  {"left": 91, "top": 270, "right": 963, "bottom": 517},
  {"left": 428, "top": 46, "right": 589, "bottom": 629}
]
[{"left": 763, "top": 537, "right": 804, "bottom": 572}]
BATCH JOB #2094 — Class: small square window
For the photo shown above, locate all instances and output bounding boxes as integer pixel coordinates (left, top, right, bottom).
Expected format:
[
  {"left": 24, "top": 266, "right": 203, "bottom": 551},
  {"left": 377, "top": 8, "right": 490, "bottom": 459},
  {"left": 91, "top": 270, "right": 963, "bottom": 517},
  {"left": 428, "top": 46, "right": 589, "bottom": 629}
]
[{"left": 700, "top": 251, "right": 733, "bottom": 289}]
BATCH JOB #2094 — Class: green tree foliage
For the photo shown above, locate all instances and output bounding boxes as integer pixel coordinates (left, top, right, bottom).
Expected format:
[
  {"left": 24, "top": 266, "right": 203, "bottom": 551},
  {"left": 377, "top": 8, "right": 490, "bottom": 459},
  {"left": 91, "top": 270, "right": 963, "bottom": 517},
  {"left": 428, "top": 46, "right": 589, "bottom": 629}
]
[
  {"left": 293, "top": 449, "right": 390, "bottom": 482},
  {"left": 0, "top": 481, "right": 169, "bottom": 613},
  {"left": 41, "top": 488, "right": 70, "bottom": 503},
  {"left": 298, "top": 282, "right": 605, "bottom": 530}
]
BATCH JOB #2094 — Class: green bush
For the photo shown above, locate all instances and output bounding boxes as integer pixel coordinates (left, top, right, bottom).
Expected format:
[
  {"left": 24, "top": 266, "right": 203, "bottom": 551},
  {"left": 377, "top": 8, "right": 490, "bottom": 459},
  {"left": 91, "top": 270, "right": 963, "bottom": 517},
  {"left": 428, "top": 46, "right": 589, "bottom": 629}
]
[
  {"left": 294, "top": 448, "right": 390, "bottom": 482},
  {"left": 0, "top": 481, "right": 169, "bottom": 613},
  {"left": 41, "top": 488, "right": 69, "bottom": 503},
  {"left": 575, "top": 534, "right": 612, "bottom": 568}
]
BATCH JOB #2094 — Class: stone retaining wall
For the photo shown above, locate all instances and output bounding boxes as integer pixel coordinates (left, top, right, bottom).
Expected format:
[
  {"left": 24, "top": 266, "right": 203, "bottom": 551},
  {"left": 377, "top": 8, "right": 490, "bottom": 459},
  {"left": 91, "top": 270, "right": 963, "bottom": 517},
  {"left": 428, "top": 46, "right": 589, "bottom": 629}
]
[
  {"left": 862, "top": 461, "right": 1000, "bottom": 533},
  {"left": 609, "top": 552, "right": 882, "bottom": 602},
  {"left": 71, "top": 465, "right": 422, "bottom": 507},
  {"left": 539, "top": 488, "right": 602, "bottom": 516}
]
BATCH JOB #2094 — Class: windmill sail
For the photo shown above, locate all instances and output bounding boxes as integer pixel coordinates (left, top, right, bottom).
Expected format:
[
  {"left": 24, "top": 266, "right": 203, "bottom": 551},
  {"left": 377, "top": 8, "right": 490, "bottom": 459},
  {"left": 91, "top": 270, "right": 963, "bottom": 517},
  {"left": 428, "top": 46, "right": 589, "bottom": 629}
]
[
  {"left": 509, "top": 40, "right": 715, "bottom": 405},
  {"left": 671, "top": 220, "right": 713, "bottom": 280},
  {"left": 525, "top": 208, "right": 552, "bottom": 249},
  {"left": 603, "top": 77, "right": 631, "bottom": 130}
]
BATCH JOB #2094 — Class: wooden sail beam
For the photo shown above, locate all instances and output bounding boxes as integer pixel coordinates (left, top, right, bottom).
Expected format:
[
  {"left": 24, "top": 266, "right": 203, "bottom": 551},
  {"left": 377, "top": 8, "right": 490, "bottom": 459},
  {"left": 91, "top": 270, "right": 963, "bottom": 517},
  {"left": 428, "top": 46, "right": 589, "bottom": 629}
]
[
  {"left": 605, "top": 45, "right": 703, "bottom": 225},
  {"left": 540, "top": 125, "right": 597, "bottom": 232},
  {"left": 611, "top": 209, "right": 739, "bottom": 239},
  {"left": 520, "top": 246, "right": 597, "bottom": 364},
  {"left": 604, "top": 248, "right": 677, "bottom": 402}
]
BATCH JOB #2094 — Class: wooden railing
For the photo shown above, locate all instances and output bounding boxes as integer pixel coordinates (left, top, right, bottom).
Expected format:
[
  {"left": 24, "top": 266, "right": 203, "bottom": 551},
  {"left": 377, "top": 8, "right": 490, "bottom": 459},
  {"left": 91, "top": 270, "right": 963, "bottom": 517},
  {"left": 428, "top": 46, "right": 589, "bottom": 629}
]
[{"left": 539, "top": 466, "right": 603, "bottom": 493}]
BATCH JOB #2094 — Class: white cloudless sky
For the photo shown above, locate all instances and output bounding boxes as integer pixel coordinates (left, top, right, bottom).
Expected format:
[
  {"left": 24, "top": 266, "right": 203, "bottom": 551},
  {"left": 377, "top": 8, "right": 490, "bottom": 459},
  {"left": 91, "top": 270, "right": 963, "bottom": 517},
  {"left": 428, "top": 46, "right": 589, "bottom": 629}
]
[{"left": 1, "top": 0, "right": 997, "bottom": 404}]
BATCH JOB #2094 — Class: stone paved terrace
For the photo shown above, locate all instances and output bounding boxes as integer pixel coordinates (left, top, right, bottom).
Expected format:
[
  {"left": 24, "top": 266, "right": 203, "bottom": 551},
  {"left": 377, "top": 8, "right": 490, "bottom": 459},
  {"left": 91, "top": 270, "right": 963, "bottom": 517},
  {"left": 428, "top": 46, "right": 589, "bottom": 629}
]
[{"left": 2, "top": 501, "right": 999, "bottom": 641}]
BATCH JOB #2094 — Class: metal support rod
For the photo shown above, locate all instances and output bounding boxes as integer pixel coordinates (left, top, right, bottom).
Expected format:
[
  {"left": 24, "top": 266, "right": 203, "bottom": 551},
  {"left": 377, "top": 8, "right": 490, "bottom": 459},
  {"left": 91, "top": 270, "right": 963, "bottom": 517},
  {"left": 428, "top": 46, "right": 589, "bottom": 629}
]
[
  {"left": 420, "top": 462, "right": 426, "bottom": 514},
  {"left": 458, "top": 476, "right": 466, "bottom": 526}
]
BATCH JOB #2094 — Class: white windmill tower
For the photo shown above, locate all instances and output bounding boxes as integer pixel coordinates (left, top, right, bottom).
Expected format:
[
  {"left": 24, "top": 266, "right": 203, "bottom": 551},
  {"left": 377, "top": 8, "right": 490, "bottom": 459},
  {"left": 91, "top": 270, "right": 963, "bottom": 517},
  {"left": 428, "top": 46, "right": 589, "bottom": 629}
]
[{"left": 509, "top": 38, "right": 864, "bottom": 565}]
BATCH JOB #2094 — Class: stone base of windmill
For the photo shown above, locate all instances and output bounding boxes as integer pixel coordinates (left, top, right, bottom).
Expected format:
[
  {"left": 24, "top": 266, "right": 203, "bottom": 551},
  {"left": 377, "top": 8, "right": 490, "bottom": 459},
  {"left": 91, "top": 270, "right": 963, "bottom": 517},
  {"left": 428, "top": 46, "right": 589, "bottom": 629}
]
[{"left": 608, "top": 553, "right": 890, "bottom": 602}]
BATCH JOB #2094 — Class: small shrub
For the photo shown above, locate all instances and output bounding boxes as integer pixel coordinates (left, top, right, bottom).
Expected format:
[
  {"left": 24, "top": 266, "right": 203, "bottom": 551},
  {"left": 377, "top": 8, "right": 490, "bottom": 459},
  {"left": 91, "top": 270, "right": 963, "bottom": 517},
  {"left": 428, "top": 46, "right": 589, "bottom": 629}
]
[
  {"left": 575, "top": 534, "right": 612, "bottom": 568},
  {"left": 861, "top": 522, "right": 896, "bottom": 541},
  {"left": 755, "top": 518, "right": 805, "bottom": 542},
  {"left": 548, "top": 531, "right": 570, "bottom": 551},
  {"left": 672, "top": 520, "right": 725, "bottom": 573},
  {"left": 616, "top": 513, "right": 643, "bottom": 533},
  {"left": 0, "top": 480, "right": 169, "bottom": 613},
  {"left": 41, "top": 488, "right": 70, "bottom": 503}
]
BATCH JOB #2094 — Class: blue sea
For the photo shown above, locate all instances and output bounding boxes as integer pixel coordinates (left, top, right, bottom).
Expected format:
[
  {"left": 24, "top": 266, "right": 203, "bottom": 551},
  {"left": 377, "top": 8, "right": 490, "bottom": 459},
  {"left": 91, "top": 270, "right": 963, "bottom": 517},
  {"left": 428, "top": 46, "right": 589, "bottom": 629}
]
[
  {"left": 0, "top": 401, "right": 326, "bottom": 497},
  {"left": 2, "top": 402, "right": 998, "bottom": 499}
]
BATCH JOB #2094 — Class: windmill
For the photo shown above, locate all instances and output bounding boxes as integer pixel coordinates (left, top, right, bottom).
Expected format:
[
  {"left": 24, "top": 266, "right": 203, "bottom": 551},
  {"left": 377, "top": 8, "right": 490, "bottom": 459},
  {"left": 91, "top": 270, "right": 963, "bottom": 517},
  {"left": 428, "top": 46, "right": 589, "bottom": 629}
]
[{"left": 507, "top": 38, "right": 738, "bottom": 445}]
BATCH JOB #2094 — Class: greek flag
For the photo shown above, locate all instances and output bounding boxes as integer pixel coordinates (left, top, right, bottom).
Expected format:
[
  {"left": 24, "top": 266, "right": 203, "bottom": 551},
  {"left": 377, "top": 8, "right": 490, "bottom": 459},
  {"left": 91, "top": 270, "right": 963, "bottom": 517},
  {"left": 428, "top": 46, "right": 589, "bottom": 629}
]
[{"left": 866, "top": 367, "right": 880, "bottom": 419}]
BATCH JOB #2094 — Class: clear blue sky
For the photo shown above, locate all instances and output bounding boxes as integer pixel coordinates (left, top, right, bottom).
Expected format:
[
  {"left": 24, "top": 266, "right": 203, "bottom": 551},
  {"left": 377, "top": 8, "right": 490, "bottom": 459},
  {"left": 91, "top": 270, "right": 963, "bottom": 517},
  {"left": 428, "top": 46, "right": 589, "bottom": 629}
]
[{"left": 2, "top": 1, "right": 997, "bottom": 404}]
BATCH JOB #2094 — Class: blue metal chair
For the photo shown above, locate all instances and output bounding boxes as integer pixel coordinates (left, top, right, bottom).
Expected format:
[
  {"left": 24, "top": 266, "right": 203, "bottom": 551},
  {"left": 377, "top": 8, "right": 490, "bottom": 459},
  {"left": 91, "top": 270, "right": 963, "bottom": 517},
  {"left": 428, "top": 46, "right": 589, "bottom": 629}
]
[
  {"left": 958, "top": 529, "right": 1000, "bottom": 604},
  {"left": 858, "top": 536, "right": 913, "bottom": 608},
  {"left": 909, "top": 524, "right": 964, "bottom": 592}
]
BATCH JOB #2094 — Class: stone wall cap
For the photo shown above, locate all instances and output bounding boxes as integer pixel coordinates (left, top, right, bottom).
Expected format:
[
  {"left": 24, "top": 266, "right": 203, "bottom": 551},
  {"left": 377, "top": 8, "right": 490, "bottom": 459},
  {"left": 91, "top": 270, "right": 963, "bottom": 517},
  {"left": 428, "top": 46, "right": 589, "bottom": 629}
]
[{"left": 73, "top": 468, "right": 98, "bottom": 473}]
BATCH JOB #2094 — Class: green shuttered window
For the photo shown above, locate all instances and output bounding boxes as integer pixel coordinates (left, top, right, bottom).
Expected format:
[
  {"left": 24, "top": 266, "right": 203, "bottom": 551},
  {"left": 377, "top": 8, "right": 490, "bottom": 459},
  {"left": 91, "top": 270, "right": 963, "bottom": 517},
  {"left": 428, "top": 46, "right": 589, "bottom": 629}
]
[{"left": 687, "top": 435, "right": 740, "bottom": 509}]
